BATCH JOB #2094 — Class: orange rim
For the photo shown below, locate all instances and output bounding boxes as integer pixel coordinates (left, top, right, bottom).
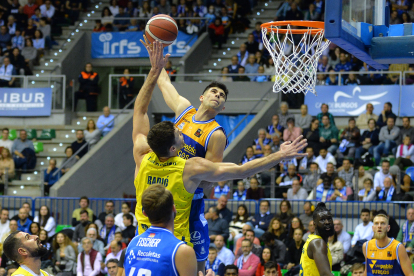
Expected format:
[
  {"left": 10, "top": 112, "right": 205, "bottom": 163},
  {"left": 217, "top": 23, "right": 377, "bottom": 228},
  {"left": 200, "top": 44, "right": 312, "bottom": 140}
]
[{"left": 261, "top": 20, "right": 325, "bottom": 34}]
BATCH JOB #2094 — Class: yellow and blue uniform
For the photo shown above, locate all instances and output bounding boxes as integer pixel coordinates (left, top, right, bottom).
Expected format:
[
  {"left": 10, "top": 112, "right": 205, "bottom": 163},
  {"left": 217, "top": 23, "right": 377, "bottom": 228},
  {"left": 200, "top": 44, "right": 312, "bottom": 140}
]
[
  {"left": 365, "top": 238, "right": 404, "bottom": 276},
  {"left": 299, "top": 234, "right": 332, "bottom": 276},
  {"left": 134, "top": 152, "right": 194, "bottom": 246},
  {"left": 174, "top": 105, "right": 228, "bottom": 261},
  {"left": 12, "top": 265, "right": 50, "bottom": 276}
]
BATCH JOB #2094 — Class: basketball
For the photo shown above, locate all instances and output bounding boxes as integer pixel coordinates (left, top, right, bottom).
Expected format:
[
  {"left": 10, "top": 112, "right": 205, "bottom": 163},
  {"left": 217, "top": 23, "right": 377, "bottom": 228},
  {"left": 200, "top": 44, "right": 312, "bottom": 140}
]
[{"left": 145, "top": 14, "right": 178, "bottom": 47}]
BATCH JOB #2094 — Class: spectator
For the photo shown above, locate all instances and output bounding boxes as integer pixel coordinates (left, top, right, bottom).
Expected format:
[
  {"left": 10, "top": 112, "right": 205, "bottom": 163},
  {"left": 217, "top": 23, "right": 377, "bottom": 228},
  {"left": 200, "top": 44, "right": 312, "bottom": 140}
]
[
  {"left": 164, "top": 60, "right": 176, "bottom": 81},
  {"left": 390, "top": 10, "right": 401, "bottom": 24},
  {"left": 0, "top": 57, "right": 16, "bottom": 88},
  {"left": 10, "top": 203, "right": 33, "bottom": 222},
  {"left": 75, "top": 63, "right": 100, "bottom": 112},
  {"left": 0, "top": 26, "right": 11, "bottom": 49},
  {"left": 114, "top": 202, "right": 137, "bottom": 230},
  {"left": 6, "top": 15, "right": 17, "bottom": 35},
  {"left": 333, "top": 219, "right": 351, "bottom": 254},
  {"left": 22, "top": 39, "right": 38, "bottom": 73},
  {"left": 11, "top": 30, "right": 23, "bottom": 50},
  {"left": 38, "top": 229, "right": 53, "bottom": 263},
  {"left": 0, "top": 148, "right": 15, "bottom": 182},
  {"left": 260, "top": 232, "right": 287, "bottom": 267},
  {"left": 9, "top": 47, "right": 28, "bottom": 75},
  {"left": 118, "top": 69, "right": 134, "bottom": 109},
  {"left": 274, "top": 200, "right": 294, "bottom": 228},
  {"left": 302, "top": 220, "right": 315, "bottom": 241},
  {"left": 254, "top": 51, "right": 266, "bottom": 66},
  {"left": 351, "top": 263, "right": 365, "bottom": 276},
  {"left": 287, "top": 179, "right": 308, "bottom": 200},
  {"left": 12, "top": 130, "right": 35, "bottom": 173},
  {"left": 73, "top": 210, "right": 91, "bottom": 246},
  {"left": 0, "top": 219, "right": 17, "bottom": 243},
  {"left": 398, "top": 117, "right": 414, "bottom": 145},
  {"left": 276, "top": 164, "right": 302, "bottom": 198},
  {"left": 376, "top": 177, "right": 397, "bottom": 201},
  {"left": 356, "top": 103, "right": 378, "bottom": 130},
  {"left": 319, "top": 115, "right": 339, "bottom": 155},
  {"left": 0, "top": 209, "right": 9, "bottom": 240},
  {"left": 373, "top": 160, "right": 391, "bottom": 191},
  {"left": 102, "top": 240, "right": 122, "bottom": 273},
  {"left": 395, "top": 135, "right": 414, "bottom": 170},
  {"left": 209, "top": 18, "right": 225, "bottom": 49},
  {"left": 102, "top": 7, "right": 114, "bottom": 26},
  {"left": 35, "top": 18, "right": 51, "bottom": 50},
  {"left": 344, "top": 73, "right": 361, "bottom": 85},
  {"left": 215, "top": 235, "right": 235, "bottom": 265},
  {"left": 267, "top": 218, "right": 287, "bottom": 243},
  {"left": 0, "top": 129, "right": 13, "bottom": 152},
  {"left": 121, "top": 214, "right": 135, "bottom": 244},
  {"left": 355, "top": 118, "right": 380, "bottom": 159},
  {"left": 256, "top": 252, "right": 281, "bottom": 276},
  {"left": 302, "top": 163, "right": 320, "bottom": 193},
  {"left": 53, "top": 232, "right": 77, "bottom": 274},
  {"left": 206, "top": 245, "right": 226, "bottom": 275},
  {"left": 33, "top": 205, "right": 55, "bottom": 236},
  {"left": 97, "top": 106, "right": 115, "bottom": 137},
  {"left": 245, "top": 34, "right": 259, "bottom": 55},
  {"left": 23, "top": 0, "right": 38, "bottom": 18},
  {"left": 29, "top": 222, "right": 40, "bottom": 236},
  {"left": 98, "top": 200, "right": 115, "bottom": 225},
  {"left": 84, "top": 120, "right": 101, "bottom": 149},
  {"left": 244, "top": 54, "right": 259, "bottom": 80},
  {"left": 299, "top": 147, "right": 316, "bottom": 171},
  {"left": 297, "top": 202, "right": 313, "bottom": 227},
  {"left": 233, "top": 226, "right": 261, "bottom": 255},
  {"left": 224, "top": 265, "right": 239, "bottom": 276},
  {"left": 293, "top": 105, "right": 312, "bottom": 131},
  {"left": 334, "top": 52, "right": 352, "bottom": 72},
  {"left": 32, "top": 30, "right": 44, "bottom": 57},
  {"left": 338, "top": 159, "right": 354, "bottom": 187},
  {"left": 317, "top": 56, "right": 332, "bottom": 73},
  {"left": 353, "top": 165, "right": 373, "bottom": 191},
  {"left": 275, "top": 0, "right": 291, "bottom": 20},
  {"left": 43, "top": 159, "right": 60, "bottom": 195},
  {"left": 234, "top": 239, "right": 260, "bottom": 276},
  {"left": 65, "top": 0, "right": 82, "bottom": 24},
  {"left": 248, "top": 200, "right": 272, "bottom": 238},
  {"left": 234, "top": 67, "right": 250, "bottom": 82},
  {"left": 351, "top": 208, "right": 373, "bottom": 246},
  {"left": 278, "top": 102, "right": 294, "bottom": 129},
  {"left": 325, "top": 69, "right": 342, "bottom": 85},
  {"left": 252, "top": 129, "right": 271, "bottom": 155},
  {"left": 267, "top": 115, "right": 284, "bottom": 138},
  {"left": 78, "top": 228, "right": 105, "bottom": 257},
  {"left": 284, "top": 228, "right": 304, "bottom": 270},
  {"left": 316, "top": 103, "right": 335, "bottom": 128},
  {"left": 237, "top": 44, "right": 248, "bottom": 67},
  {"left": 253, "top": 66, "right": 268, "bottom": 82},
  {"left": 396, "top": 208, "right": 414, "bottom": 249},
  {"left": 127, "top": 19, "right": 139, "bottom": 31},
  {"left": 315, "top": 149, "right": 336, "bottom": 173},
  {"left": 234, "top": 181, "right": 247, "bottom": 200},
  {"left": 313, "top": 174, "right": 335, "bottom": 202},
  {"left": 76, "top": 237, "right": 102, "bottom": 276},
  {"left": 358, "top": 178, "right": 376, "bottom": 201},
  {"left": 285, "top": 2, "right": 303, "bottom": 20},
  {"left": 71, "top": 130, "right": 88, "bottom": 159},
  {"left": 61, "top": 146, "right": 77, "bottom": 174},
  {"left": 72, "top": 196, "right": 95, "bottom": 226},
  {"left": 113, "top": 7, "right": 129, "bottom": 31},
  {"left": 207, "top": 206, "right": 230, "bottom": 241},
  {"left": 337, "top": 118, "right": 360, "bottom": 163},
  {"left": 218, "top": 67, "right": 233, "bottom": 82},
  {"left": 271, "top": 136, "right": 281, "bottom": 152},
  {"left": 377, "top": 102, "right": 397, "bottom": 128},
  {"left": 39, "top": 0, "right": 55, "bottom": 22},
  {"left": 302, "top": 119, "right": 320, "bottom": 155},
  {"left": 194, "top": 0, "right": 207, "bottom": 16},
  {"left": 125, "top": 1, "right": 138, "bottom": 16},
  {"left": 31, "top": 8, "right": 41, "bottom": 22},
  {"left": 304, "top": 3, "right": 320, "bottom": 20},
  {"left": 100, "top": 214, "right": 120, "bottom": 247},
  {"left": 329, "top": 177, "right": 353, "bottom": 201},
  {"left": 374, "top": 117, "right": 400, "bottom": 165},
  {"left": 211, "top": 181, "right": 231, "bottom": 199},
  {"left": 328, "top": 232, "right": 344, "bottom": 271},
  {"left": 283, "top": 118, "right": 301, "bottom": 142}
]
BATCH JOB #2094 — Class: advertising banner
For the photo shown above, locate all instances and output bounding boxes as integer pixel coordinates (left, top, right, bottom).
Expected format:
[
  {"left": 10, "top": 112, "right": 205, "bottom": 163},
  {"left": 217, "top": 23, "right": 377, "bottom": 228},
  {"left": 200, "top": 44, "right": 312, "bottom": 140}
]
[
  {"left": 91, "top": 31, "right": 196, "bottom": 58},
  {"left": 400, "top": 86, "right": 414, "bottom": 116},
  {"left": 0, "top": 88, "right": 52, "bottom": 116}
]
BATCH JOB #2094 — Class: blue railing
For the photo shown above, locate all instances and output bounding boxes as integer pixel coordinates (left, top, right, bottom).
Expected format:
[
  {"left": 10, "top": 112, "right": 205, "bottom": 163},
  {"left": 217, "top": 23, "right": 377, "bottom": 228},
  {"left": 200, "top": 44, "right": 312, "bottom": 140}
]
[{"left": 2, "top": 196, "right": 412, "bottom": 232}]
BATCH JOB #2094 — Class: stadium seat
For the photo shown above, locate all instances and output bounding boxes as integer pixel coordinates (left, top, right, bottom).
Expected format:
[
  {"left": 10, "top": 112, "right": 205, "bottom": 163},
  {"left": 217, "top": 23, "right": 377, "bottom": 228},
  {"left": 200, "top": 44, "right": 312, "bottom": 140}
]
[
  {"left": 406, "top": 167, "right": 414, "bottom": 182},
  {"left": 332, "top": 271, "right": 340, "bottom": 276},
  {"left": 33, "top": 142, "right": 44, "bottom": 153},
  {"left": 38, "top": 129, "right": 56, "bottom": 140},
  {"left": 281, "top": 269, "right": 288, "bottom": 275},
  {"left": 55, "top": 224, "right": 72, "bottom": 233},
  {"left": 8, "top": 129, "right": 17, "bottom": 140},
  {"left": 26, "top": 129, "right": 37, "bottom": 140}
]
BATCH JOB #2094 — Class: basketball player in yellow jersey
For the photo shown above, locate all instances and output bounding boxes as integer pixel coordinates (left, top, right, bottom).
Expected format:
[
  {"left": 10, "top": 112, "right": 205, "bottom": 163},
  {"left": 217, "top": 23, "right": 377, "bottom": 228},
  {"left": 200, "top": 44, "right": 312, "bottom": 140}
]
[
  {"left": 363, "top": 213, "right": 414, "bottom": 276},
  {"left": 3, "top": 231, "right": 51, "bottom": 276},
  {"left": 299, "top": 202, "right": 335, "bottom": 276},
  {"left": 132, "top": 40, "right": 308, "bottom": 261}
]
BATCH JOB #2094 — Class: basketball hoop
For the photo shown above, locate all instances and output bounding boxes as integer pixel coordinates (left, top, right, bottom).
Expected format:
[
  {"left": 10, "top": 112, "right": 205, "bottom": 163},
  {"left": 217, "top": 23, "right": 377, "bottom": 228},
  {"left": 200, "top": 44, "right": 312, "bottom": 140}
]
[{"left": 261, "top": 21, "right": 330, "bottom": 95}]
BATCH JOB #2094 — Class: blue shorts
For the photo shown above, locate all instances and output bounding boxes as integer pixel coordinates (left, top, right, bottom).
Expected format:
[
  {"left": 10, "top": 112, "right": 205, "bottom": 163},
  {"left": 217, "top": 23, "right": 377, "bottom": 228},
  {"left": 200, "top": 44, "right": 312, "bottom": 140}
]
[{"left": 189, "top": 191, "right": 209, "bottom": 262}]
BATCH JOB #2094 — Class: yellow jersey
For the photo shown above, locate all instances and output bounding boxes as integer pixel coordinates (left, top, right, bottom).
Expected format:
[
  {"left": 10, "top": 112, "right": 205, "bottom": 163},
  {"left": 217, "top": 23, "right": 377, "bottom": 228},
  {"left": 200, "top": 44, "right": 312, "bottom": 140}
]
[
  {"left": 299, "top": 234, "right": 332, "bottom": 276},
  {"left": 365, "top": 238, "right": 404, "bottom": 276},
  {"left": 134, "top": 152, "right": 194, "bottom": 246},
  {"left": 12, "top": 265, "right": 50, "bottom": 276}
]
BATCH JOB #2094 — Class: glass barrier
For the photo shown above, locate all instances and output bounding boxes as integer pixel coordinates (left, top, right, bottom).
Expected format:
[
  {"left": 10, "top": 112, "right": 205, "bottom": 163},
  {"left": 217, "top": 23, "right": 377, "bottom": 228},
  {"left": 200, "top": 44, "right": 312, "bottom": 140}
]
[{"left": 108, "top": 74, "right": 147, "bottom": 109}]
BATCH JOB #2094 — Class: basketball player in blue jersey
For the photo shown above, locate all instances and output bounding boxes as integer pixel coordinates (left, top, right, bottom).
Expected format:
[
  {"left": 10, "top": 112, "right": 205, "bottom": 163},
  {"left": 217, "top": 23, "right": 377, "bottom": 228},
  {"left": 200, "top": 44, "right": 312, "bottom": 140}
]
[
  {"left": 363, "top": 213, "right": 414, "bottom": 276},
  {"left": 125, "top": 184, "right": 214, "bottom": 276},
  {"left": 141, "top": 36, "right": 228, "bottom": 272}
]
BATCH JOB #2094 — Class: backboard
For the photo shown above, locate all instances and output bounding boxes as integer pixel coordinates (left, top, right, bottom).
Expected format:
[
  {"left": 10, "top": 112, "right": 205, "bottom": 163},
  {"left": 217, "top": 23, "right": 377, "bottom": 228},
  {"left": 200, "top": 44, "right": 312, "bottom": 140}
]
[{"left": 325, "top": 0, "right": 414, "bottom": 69}]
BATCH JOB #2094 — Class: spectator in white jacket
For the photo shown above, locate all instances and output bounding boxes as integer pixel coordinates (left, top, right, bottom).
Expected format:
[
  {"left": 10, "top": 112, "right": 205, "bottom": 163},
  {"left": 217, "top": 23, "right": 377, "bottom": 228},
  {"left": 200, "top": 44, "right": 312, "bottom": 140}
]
[
  {"left": 114, "top": 202, "right": 137, "bottom": 230},
  {"left": 351, "top": 208, "right": 373, "bottom": 246},
  {"left": 34, "top": 205, "right": 56, "bottom": 236},
  {"left": 395, "top": 135, "right": 414, "bottom": 170},
  {"left": 373, "top": 160, "right": 391, "bottom": 191}
]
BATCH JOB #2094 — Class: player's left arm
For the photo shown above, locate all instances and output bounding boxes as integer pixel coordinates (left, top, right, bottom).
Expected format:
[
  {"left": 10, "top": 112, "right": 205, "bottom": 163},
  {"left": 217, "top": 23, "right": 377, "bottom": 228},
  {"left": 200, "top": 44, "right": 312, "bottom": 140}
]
[
  {"left": 362, "top": 242, "right": 367, "bottom": 276},
  {"left": 398, "top": 243, "right": 414, "bottom": 276}
]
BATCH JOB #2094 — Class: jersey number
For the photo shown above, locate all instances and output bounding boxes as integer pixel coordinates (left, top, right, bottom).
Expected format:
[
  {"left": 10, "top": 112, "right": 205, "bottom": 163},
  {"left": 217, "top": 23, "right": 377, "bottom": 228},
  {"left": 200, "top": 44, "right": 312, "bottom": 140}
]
[{"left": 129, "top": 268, "right": 152, "bottom": 276}]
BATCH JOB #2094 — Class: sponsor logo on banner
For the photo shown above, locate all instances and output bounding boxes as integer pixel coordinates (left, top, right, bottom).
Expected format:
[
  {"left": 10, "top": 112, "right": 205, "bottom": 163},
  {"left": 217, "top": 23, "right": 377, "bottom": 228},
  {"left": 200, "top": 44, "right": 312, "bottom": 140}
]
[
  {"left": 0, "top": 88, "right": 52, "bottom": 116},
  {"left": 305, "top": 85, "right": 400, "bottom": 116},
  {"left": 91, "top": 31, "right": 195, "bottom": 58}
]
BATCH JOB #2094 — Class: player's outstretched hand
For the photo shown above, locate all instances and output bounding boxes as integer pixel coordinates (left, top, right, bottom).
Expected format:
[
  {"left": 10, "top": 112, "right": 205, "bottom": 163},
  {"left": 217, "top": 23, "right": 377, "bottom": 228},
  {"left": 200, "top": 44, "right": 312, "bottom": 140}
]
[
  {"left": 143, "top": 40, "right": 170, "bottom": 72},
  {"left": 140, "top": 35, "right": 152, "bottom": 50},
  {"left": 279, "top": 135, "right": 308, "bottom": 160},
  {"left": 199, "top": 269, "right": 215, "bottom": 276}
]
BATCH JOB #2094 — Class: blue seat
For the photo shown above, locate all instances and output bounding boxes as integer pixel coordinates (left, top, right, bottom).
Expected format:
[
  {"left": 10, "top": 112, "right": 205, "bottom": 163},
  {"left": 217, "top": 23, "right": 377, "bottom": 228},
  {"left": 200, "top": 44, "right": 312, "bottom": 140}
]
[{"left": 406, "top": 167, "right": 414, "bottom": 182}]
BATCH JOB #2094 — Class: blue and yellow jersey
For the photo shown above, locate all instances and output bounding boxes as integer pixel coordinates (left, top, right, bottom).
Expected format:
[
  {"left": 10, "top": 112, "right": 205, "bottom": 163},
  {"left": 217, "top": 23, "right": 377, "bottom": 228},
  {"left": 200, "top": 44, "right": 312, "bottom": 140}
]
[
  {"left": 175, "top": 105, "right": 228, "bottom": 161},
  {"left": 366, "top": 238, "right": 404, "bottom": 276}
]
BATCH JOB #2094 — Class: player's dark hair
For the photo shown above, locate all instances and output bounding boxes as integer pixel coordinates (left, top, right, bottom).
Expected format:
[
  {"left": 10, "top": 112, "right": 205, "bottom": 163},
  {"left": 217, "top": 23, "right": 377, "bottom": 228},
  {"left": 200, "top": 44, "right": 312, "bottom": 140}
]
[
  {"left": 141, "top": 184, "right": 174, "bottom": 225},
  {"left": 313, "top": 202, "right": 330, "bottom": 221},
  {"left": 361, "top": 208, "right": 370, "bottom": 215},
  {"left": 3, "top": 231, "right": 22, "bottom": 263},
  {"left": 147, "top": 121, "right": 176, "bottom": 158},
  {"left": 203, "top": 81, "right": 229, "bottom": 101},
  {"left": 264, "top": 261, "right": 277, "bottom": 271},
  {"left": 224, "top": 265, "right": 238, "bottom": 274}
]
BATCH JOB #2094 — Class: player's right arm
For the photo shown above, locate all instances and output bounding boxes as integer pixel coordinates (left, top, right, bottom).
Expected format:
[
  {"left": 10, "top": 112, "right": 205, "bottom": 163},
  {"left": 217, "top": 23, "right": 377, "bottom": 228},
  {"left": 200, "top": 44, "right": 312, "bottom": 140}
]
[
  {"left": 308, "top": 239, "right": 333, "bottom": 276},
  {"left": 184, "top": 136, "right": 307, "bottom": 191},
  {"left": 175, "top": 244, "right": 198, "bottom": 276}
]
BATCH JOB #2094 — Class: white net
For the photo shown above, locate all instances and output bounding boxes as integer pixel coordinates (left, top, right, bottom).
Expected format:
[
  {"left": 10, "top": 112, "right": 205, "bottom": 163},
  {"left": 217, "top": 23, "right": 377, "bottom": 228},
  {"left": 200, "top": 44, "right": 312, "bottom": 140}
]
[{"left": 262, "top": 24, "right": 330, "bottom": 95}]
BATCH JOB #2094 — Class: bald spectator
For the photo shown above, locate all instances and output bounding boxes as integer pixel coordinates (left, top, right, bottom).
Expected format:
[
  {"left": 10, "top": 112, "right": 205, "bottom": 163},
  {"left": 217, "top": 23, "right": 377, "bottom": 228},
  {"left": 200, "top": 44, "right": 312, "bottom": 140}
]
[
  {"left": 215, "top": 235, "right": 235, "bottom": 265},
  {"left": 97, "top": 106, "right": 115, "bottom": 136},
  {"left": 205, "top": 195, "right": 232, "bottom": 223},
  {"left": 16, "top": 208, "right": 32, "bottom": 232},
  {"left": 356, "top": 103, "right": 378, "bottom": 130},
  {"left": 207, "top": 206, "right": 229, "bottom": 242},
  {"left": 302, "top": 220, "right": 315, "bottom": 241},
  {"left": 376, "top": 177, "right": 397, "bottom": 201},
  {"left": 299, "top": 202, "right": 314, "bottom": 227},
  {"left": 10, "top": 202, "right": 33, "bottom": 221},
  {"left": 334, "top": 219, "right": 351, "bottom": 254},
  {"left": 101, "top": 240, "right": 122, "bottom": 273}
]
